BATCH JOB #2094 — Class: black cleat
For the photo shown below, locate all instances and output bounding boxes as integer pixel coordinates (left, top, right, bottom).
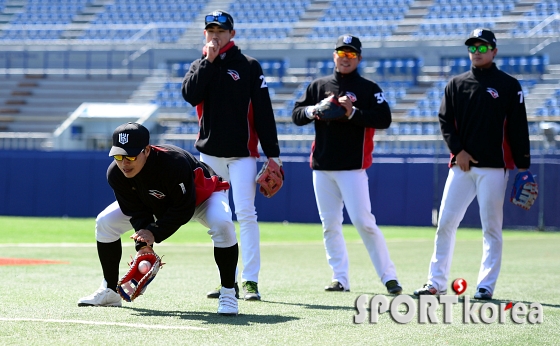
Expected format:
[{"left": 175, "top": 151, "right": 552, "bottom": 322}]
[
  {"left": 207, "top": 282, "right": 239, "bottom": 299},
  {"left": 385, "top": 280, "right": 403, "bottom": 295},
  {"left": 324, "top": 280, "right": 349, "bottom": 292}
]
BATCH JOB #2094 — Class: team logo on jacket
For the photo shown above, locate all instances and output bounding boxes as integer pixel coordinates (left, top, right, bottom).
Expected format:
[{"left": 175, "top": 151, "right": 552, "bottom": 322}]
[
  {"left": 345, "top": 92, "right": 357, "bottom": 102},
  {"left": 148, "top": 190, "right": 166, "bottom": 199},
  {"left": 227, "top": 69, "right": 240, "bottom": 80},
  {"left": 118, "top": 133, "right": 128, "bottom": 145},
  {"left": 486, "top": 88, "right": 499, "bottom": 99}
]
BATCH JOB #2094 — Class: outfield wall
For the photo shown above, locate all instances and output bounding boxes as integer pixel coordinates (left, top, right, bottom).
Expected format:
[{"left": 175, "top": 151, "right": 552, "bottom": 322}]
[{"left": 0, "top": 151, "right": 558, "bottom": 230}]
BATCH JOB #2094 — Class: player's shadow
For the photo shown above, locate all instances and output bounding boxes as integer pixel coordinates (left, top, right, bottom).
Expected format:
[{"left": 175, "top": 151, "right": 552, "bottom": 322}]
[
  {"left": 261, "top": 299, "right": 356, "bottom": 312},
  {"left": 123, "top": 307, "right": 299, "bottom": 325}
]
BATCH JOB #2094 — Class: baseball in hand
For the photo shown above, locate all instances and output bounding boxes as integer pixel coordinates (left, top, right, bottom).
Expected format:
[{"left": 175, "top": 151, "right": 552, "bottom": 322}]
[{"left": 138, "top": 260, "right": 152, "bottom": 274}]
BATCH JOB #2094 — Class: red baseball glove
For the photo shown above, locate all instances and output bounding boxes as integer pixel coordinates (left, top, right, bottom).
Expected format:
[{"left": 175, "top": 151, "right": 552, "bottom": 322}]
[
  {"left": 117, "top": 252, "right": 163, "bottom": 302},
  {"left": 256, "top": 158, "right": 284, "bottom": 198}
]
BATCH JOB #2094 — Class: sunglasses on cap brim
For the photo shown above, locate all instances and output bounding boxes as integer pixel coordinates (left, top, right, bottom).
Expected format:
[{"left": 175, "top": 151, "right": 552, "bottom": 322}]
[{"left": 205, "top": 15, "right": 229, "bottom": 24}]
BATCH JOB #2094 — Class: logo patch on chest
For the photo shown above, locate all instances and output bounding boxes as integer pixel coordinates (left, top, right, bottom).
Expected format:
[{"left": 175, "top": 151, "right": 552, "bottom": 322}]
[
  {"left": 148, "top": 190, "right": 166, "bottom": 199},
  {"left": 345, "top": 91, "right": 357, "bottom": 102},
  {"left": 227, "top": 69, "right": 240, "bottom": 81},
  {"left": 486, "top": 88, "right": 499, "bottom": 99}
]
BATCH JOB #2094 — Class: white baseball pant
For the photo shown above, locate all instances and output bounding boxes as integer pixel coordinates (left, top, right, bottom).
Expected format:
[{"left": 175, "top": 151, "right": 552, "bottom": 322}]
[
  {"left": 313, "top": 169, "right": 399, "bottom": 290},
  {"left": 427, "top": 166, "right": 509, "bottom": 294},
  {"left": 96, "top": 191, "right": 236, "bottom": 248},
  {"left": 199, "top": 154, "right": 260, "bottom": 283}
]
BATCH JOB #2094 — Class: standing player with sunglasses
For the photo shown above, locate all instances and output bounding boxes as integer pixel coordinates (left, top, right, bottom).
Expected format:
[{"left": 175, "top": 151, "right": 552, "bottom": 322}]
[
  {"left": 414, "top": 28, "right": 532, "bottom": 300},
  {"left": 292, "top": 35, "right": 402, "bottom": 295},
  {"left": 182, "top": 10, "right": 281, "bottom": 301},
  {"left": 78, "top": 122, "right": 240, "bottom": 315}
]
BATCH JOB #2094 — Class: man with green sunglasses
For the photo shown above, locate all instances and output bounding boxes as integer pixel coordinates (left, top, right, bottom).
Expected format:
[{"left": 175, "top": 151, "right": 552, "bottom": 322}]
[{"left": 414, "top": 28, "right": 532, "bottom": 300}]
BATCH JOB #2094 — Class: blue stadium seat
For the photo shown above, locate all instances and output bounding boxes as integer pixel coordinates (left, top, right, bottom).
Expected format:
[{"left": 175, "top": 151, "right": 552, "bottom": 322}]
[
  {"left": 528, "top": 123, "right": 540, "bottom": 135},
  {"left": 535, "top": 108, "right": 548, "bottom": 117},
  {"left": 408, "top": 109, "right": 420, "bottom": 117},
  {"left": 545, "top": 98, "right": 557, "bottom": 108},
  {"left": 423, "top": 123, "right": 438, "bottom": 135},
  {"left": 399, "top": 123, "right": 412, "bottom": 135}
]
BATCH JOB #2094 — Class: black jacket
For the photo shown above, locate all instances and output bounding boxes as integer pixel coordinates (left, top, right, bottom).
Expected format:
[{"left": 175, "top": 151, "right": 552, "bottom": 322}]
[
  {"left": 439, "top": 64, "right": 531, "bottom": 169},
  {"left": 182, "top": 43, "right": 280, "bottom": 158},
  {"left": 292, "top": 69, "right": 391, "bottom": 170},
  {"left": 107, "top": 144, "right": 229, "bottom": 244}
]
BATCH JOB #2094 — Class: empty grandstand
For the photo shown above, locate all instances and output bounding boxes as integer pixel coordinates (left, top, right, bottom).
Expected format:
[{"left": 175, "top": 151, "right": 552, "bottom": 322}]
[{"left": 0, "top": 0, "right": 559, "bottom": 155}]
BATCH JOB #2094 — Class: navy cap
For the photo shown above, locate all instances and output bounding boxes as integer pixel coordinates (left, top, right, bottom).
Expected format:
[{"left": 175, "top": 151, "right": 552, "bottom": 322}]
[
  {"left": 465, "top": 28, "right": 497, "bottom": 48},
  {"left": 205, "top": 10, "right": 234, "bottom": 30},
  {"left": 335, "top": 34, "right": 362, "bottom": 54},
  {"left": 108, "top": 122, "right": 149, "bottom": 157}
]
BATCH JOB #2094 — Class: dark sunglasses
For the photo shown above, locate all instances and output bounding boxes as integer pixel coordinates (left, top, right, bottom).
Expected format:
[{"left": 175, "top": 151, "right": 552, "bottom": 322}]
[
  {"left": 205, "top": 15, "right": 229, "bottom": 24},
  {"left": 113, "top": 149, "right": 144, "bottom": 162},
  {"left": 467, "top": 45, "right": 493, "bottom": 54},
  {"left": 335, "top": 50, "right": 358, "bottom": 59}
]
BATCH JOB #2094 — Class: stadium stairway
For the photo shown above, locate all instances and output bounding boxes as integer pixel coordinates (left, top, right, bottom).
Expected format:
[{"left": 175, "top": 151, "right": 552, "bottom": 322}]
[
  {"left": 524, "top": 64, "right": 560, "bottom": 119},
  {"left": 388, "top": 0, "right": 431, "bottom": 37},
  {"left": 176, "top": 0, "right": 234, "bottom": 47},
  {"left": 127, "top": 70, "right": 168, "bottom": 105},
  {"left": 288, "top": 0, "right": 335, "bottom": 39},
  {"left": 58, "top": 1, "right": 113, "bottom": 40}
]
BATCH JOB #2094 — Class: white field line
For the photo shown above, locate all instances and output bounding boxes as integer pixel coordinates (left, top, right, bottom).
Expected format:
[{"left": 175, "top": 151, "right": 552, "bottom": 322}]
[
  {"left": 0, "top": 240, "right": 428, "bottom": 248},
  {"left": 0, "top": 317, "right": 207, "bottom": 330},
  {"left": 0, "top": 236, "right": 554, "bottom": 248}
]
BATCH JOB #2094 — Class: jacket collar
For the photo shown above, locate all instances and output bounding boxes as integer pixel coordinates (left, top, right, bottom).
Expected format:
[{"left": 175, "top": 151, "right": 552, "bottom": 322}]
[
  {"left": 471, "top": 62, "right": 498, "bottom": 77},
  {"left": 202, "top": 41, "right": 237, "bottom": 62},
  {"left": 334, "top": 68, "right": 360, "bottom": 82}
]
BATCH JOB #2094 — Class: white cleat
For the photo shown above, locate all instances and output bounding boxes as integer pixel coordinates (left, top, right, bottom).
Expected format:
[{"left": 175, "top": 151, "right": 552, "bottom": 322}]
[
  {"left": 217, "top": 287, "right": 238, "bottom": 316},
  {"left": 78, "top": 283, "right": 122, "bottom": 307}
]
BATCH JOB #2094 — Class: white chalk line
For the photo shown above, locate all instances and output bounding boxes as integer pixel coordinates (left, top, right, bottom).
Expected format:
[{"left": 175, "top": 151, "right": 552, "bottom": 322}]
[
  {"left": 0, "top": 317, "right": 207, "bottom": 330},
  {"left": 0, "top": 236, "right": 554, "bottom": 248}
]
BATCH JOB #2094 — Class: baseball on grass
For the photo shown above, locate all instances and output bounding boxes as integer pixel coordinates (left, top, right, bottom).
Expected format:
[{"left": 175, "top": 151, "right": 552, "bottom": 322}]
[{"left": 138, "top": 260, "right": 152, "bottom": 274}]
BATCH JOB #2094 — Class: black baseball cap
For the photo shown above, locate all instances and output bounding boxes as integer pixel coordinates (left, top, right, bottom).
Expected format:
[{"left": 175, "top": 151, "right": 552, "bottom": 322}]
[
  {"left": 335, "top": 34, "right": 362, "bottom": 54},
  {"left": 465, "top": 28, "right": 497, "bottom": 48},
  {"left": 108, "top": 122, "right": 149, "bottom": 157},
  {"left": 204, "top": 10, "right": 234, "bottom": 30}
]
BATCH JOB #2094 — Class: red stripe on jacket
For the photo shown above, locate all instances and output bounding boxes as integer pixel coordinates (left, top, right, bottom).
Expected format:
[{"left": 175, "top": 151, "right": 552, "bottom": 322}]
[
  {"left": 362, "top": 128, "right": 375, "bottom": 169},
  {"left": 247, "top": 100, "right": 260, "bottom": 157},
  {"left": 196, "top": 101, "right": 204, "bottom": 141},
  {"left": 502, "top": 119, "right": 514, "bottom": 169}
]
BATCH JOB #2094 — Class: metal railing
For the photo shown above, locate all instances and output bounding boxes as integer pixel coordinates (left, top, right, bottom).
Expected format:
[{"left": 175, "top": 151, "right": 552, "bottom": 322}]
[
  {"left": 0, "top": 132, "right": 53, "bottom": 150},
  {"left": 0, "top": 49, "right": 156, "bottom": 78}
]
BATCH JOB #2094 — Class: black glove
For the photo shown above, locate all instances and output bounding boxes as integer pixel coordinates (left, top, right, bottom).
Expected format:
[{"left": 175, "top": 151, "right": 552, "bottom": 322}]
[{"left": 312, "top": 96, "right": 347, "bottom": 121}]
